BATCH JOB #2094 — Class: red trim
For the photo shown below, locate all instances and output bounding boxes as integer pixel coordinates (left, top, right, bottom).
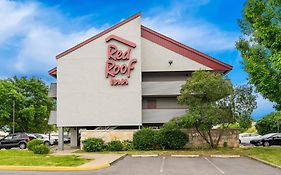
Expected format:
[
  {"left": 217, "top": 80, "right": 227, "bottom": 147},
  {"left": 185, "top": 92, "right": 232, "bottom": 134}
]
[
  {"left": 48, "top": 67, "right": 57, "bottom": 77},
  {"left": 105, "top": 35, "right": 136, "bottom": 48},
  {"left": 56, "top": 12, "right": 141, "bottom": 59},
  {"left": 141, "top": 25, "right": 233, "bottom": 71}
]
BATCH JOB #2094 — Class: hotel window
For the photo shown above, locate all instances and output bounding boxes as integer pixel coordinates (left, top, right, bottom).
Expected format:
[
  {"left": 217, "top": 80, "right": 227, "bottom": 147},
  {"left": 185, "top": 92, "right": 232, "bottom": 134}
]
[{"left": 147, "top": 100, "right": 156, "bottom": 109}]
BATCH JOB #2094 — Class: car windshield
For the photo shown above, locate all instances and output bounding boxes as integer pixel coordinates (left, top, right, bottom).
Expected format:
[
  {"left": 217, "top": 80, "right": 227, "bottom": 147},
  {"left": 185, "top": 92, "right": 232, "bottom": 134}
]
[{"left": 261, "top": 133, "right": 276, "bottom": 139}]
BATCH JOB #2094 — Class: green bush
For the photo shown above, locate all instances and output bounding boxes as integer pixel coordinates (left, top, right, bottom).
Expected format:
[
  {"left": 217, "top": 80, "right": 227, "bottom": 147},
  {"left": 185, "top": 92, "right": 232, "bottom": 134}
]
[
  {"left": 82, "top": 138, "right": 104, "bottom": 152},
  {"left": 256, "top": 112, "right": 281, "bottom": 135},
  {"left": 27, "top": 139, "right": 44, "bottom": 151},
  {"left": 122, "top": 140, "right": 134, "bottom": 151},
  {"left": 156, "top": 128, "right": 187, "bottom": 150},
  {"left": 106, "top": 140, "right": 123, "bottom": 151},
  {"left": 32, "top": 145, "right": 50, "bottom": 154},
  {"left": 133, "top": 128, "right": 156, "bottom": 150}
]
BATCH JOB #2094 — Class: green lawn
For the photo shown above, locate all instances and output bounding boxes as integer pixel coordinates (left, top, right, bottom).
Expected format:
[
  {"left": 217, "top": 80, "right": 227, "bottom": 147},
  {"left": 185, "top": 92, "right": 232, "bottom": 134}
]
[
  {"left": 0, "top": 149, "right": 90, "bottom": 167},
  {"left": 239, "top": 147, "right": 281, "bottom": 167}
]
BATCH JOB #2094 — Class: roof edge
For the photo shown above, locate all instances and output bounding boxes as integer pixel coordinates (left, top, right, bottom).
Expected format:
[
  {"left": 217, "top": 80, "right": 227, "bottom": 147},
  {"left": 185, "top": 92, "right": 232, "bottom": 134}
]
[
  {"left": 141, "top": 25, "right": 233, "bottom": 71},
  {"left": 56, "top": 12, "right": 141, "bottom": 60},
  {"left": 48, "top": 67, "right": 57, "bottom": 77}
]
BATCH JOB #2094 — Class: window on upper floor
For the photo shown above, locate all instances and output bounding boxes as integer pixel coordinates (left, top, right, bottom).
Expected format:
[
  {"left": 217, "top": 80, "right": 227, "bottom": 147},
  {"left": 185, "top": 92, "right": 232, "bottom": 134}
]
[{"left": 147, "top": 100, "right": 156, "bottom": 109}]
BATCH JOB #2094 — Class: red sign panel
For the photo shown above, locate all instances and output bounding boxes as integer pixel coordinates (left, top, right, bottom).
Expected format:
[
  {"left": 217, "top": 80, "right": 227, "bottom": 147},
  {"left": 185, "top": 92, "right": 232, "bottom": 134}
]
[{"left": 105, "top": 35, "right": 137, "bottom": 86}]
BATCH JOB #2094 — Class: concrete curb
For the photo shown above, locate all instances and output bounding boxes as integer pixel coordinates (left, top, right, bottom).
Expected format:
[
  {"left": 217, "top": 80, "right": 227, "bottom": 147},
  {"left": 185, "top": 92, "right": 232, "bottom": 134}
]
[
  {"left": 131, "top": 154, "right": 158, "bottom": 158},
  {"left": 0, "top": 163, "right": 110, "bottom": 171},
  {"left": 171, "top": 155, "right": 199, "bottom": 158},
  {"left": 247, "top": 156, "right": 281, "bottom": 169},
  {"left": 109, "top": 154, "right": 127, "bottom": 165},
  {"left": 210, "top": 155, "right": 240, "bottom": 158}
]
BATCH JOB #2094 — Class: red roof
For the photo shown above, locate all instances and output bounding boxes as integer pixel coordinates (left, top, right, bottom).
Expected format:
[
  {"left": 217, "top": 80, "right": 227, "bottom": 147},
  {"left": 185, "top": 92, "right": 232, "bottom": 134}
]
[
  {"left": 49, "top": 12, "right": 232, "bottom": 76},
  {"left": 48, "top": 67, "right": 57, "bottom": 77},
  {"left": 141, "top": 25, "right": 232, "bottom": 72}
]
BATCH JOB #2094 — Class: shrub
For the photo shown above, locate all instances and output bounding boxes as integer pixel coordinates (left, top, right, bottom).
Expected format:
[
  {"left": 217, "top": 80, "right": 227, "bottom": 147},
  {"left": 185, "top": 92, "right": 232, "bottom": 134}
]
[
  {"left": 106, "top": 140, "right": 123, "bottom": 151},
  {"left": 122, "top": 140, "right": 134, "bottom": 151},
  {"left": 27, "top": 139, "right": 44, "bottom": 151},
  {"left": 82, "top": 138, "right": 104, "bottom": 152},
  {"left": 133, "top": 128, "right": 156, "bottom": 150},
  {"left": 33, "top": 145, "right": 50, "bottom": 154},
  {"left": 156, "top": 128, "right": 187, "bottom": 150},
  {"left": 256, "top": 112, "right": 281, "bottom": 135}
]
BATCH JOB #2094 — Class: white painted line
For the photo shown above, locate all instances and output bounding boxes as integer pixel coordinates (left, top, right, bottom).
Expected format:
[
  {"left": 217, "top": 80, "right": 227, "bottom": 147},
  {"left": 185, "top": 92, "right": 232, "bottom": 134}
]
[
  {"left": 204, "top": 157, "right": 225, "bottom": 174},
  {"left": 211, "top": 155, "right": 240, "bottom": 158},
  {"left": 131, "top": 154, "right": 158, "bottom": 158},
  {"left": 171, "top": 154, "right": 199, "bottom": 158},
  {"left": 160, "top": 157, "right": 166, "bottom": 173}
]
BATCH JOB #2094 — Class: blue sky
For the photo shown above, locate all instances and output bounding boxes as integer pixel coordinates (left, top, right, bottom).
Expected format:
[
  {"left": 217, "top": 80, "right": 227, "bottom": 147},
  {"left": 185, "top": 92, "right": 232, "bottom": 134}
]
[{"left": 0, "top": 0, "right": 275, "bottom": 119}]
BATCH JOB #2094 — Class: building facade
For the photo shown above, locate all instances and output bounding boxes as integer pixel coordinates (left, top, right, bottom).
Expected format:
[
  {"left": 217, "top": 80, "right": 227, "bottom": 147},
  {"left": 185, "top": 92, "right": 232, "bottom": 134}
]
[{"left": 48, "top": 13, "right": 232, "bottom": 149}]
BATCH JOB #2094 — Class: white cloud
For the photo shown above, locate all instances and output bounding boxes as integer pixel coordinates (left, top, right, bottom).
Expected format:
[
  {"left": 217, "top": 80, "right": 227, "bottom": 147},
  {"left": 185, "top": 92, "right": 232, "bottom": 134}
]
[
  {"left": 0, "top": 0, "right": 36, "bottom": 44},
  {"left": 0, "top": 0, "right": 103, "bottom": 74},
  {"left": 143, "top": 2, "right": 239, "bottom": 52}
]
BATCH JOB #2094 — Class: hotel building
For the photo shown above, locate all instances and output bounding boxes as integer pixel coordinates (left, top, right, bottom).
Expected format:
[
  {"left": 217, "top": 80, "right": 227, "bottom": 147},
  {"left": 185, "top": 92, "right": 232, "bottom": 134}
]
[{"left": 48, "top": 13, "right": 232, "bottom": 149}]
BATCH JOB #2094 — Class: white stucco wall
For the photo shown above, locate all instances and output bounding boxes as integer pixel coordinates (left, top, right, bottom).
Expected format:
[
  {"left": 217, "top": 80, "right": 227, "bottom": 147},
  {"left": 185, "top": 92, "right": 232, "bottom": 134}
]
[
  {"left": 56, "top": 17, "right": 142, "bottom": 127},
  {"left": 141, "top": 38, "right": 213, "bottom": 72}
]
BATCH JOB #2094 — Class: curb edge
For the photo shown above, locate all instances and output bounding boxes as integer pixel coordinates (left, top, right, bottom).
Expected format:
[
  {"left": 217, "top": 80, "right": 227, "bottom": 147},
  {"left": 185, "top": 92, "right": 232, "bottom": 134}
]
[{"left": 247, "top": 156, "right": 281, "bottom": 169}]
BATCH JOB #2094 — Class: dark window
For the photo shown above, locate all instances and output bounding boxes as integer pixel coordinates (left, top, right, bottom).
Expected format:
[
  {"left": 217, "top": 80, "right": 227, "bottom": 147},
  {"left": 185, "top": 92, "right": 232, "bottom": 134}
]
[{"left": 147, "top": 100, "right": 156, "bottom": 109}]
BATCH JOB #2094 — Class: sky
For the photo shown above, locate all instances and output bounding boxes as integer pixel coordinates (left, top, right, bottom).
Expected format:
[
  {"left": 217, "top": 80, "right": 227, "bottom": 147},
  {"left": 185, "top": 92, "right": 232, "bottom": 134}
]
[{"left": 0, "top": 0, "right": 276, "bottom": 119}]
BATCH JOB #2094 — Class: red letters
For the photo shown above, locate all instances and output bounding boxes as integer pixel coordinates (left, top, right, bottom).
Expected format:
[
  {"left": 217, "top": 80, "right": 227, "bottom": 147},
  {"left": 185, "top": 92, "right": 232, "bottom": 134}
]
[
  {"left": 105, "top": 43, "right": 137, "bottom": 86},
  {"left": 107, "top": 44, "right": 131, "bottom": 61},
  {"left": 110, "top": 78, "right": 128, "bottom": 86},
  {"left": 105, "top": 59, "right": 137, "bottom": 78}
]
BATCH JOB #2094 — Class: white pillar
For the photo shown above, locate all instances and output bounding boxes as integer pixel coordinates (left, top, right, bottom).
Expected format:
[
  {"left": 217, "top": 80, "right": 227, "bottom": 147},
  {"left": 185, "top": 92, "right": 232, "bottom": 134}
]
[
  {"left": 70, "top": 127, "right": 78, "bottom": 148},
  {"left": 58, "top": 127, "right": 64, "bottom": 151}
]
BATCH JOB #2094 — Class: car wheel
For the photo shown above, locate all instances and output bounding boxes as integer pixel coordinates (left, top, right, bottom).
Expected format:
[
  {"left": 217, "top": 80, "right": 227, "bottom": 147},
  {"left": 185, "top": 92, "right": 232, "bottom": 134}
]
[
  {"left": 239, "top": 140, "right": 241, "bottom": 144},
  {"left": 44, "top": 141, "right": 50, "bottom": 146},
  {"left": 19, "top": 142, "right": 26, "bottom": 149},
  {"left": 263, "top": 142, "right": 270, "bottom": 147}
]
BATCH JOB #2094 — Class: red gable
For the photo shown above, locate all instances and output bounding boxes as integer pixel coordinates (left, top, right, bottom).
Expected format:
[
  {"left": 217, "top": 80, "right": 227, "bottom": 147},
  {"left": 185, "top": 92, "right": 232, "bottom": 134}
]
[{"left": 48, "top": 12, "right": 232, "bottom": 77}]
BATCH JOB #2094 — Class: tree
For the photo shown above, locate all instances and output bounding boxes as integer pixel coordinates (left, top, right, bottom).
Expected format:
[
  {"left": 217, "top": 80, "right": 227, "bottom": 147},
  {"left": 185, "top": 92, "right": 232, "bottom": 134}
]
[
  {"left": 177, "top": 71, "right": 257, "bottom": 148},
  {"left": 256, "top": 112, "right": 281, "bottom": 135},
  {"left": 219, "top": 85, "right": 257, "bottom": 130},
  {"left": 0, "top": 77, "right": 54, "bottom": 133},
  {"left": 236, "top": 0, "right": 281, "bottom": 110}
]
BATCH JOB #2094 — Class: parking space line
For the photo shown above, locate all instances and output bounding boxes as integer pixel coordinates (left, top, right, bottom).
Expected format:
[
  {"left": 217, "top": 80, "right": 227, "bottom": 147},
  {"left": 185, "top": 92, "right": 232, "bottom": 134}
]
[
  {"left": 160, "top": 157, "right": 166, "bottom": 173},
  {"left": 204, "top": 157, "right": 225, "bottom": 174}
]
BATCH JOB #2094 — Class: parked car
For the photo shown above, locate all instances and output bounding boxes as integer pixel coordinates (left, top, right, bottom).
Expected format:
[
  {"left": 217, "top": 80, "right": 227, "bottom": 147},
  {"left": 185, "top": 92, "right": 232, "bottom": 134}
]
[
  {"left": 51, "top": 134, "right": 58, "bottom": 144},
  {"left": 51, "top": 134, "right": 70, "bottom": 144},
  {"left": 32, "top": 133, "right": 55, "bottom": 146},
  {"left": 0, "top": 132, "right": 35, "bottom": 149},
  {"left": 64, "top": 135, "right": 70, "bottom": 143},
  {"left": 250, "top": 133, "right": 281, "bottom": 146},
  {"left": 239, "top": 133, "right": 261, "bottom": 144}
]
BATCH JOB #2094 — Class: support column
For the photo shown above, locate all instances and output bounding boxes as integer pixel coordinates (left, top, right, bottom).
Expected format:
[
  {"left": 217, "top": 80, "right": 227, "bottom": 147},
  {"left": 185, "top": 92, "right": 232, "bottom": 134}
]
[
  {"left": 70, "top": 127, "right": 78, "bottom": 148},
  {"left": 58, "top": 127, "right": 64, "bottom": 151}
]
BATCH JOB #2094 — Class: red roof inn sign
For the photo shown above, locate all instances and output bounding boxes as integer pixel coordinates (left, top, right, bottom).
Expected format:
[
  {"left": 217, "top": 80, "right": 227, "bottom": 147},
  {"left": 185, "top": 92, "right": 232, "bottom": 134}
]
[{"left": 105, "top": 35, "right": 137, "bottom": 86}]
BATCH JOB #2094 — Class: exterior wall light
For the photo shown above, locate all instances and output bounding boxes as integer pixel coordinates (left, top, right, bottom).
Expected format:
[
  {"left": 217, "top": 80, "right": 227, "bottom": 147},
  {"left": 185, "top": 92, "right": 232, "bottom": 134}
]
[{"left": 169, "top": 60, "right": 173, "bottom": 66}]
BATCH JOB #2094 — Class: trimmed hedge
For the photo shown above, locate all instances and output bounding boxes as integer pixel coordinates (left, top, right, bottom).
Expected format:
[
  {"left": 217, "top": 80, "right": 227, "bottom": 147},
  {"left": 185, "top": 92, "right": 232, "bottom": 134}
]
[
  {"left": 133, "top": 128, "right": 156, "bottom": 150},
  {"left": 156, "top": 129, "right": 187, "bottom": 149},
  {"left": 82, "top": 128, "right": 188, "bottom": 152},
  {"left": 82, "top": 138, "right": 104, "bottom": 152},
  {"left": 122, "top": 140, "right": 134, "bottom": 151},
  {"left": 27, "top": 139, "right": 44, "bottom": 151},
  {"left": 106, "top": 140, "right": 123, "bottom": 151},
  {"left": 33, "top": 145, "right": 50, "bottom": 154}
]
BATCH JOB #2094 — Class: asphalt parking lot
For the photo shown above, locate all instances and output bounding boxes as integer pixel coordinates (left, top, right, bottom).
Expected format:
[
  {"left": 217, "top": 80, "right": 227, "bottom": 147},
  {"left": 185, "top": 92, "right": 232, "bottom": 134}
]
[{"left": 0, "top": 156, "right": 281, "bottom": 175}]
